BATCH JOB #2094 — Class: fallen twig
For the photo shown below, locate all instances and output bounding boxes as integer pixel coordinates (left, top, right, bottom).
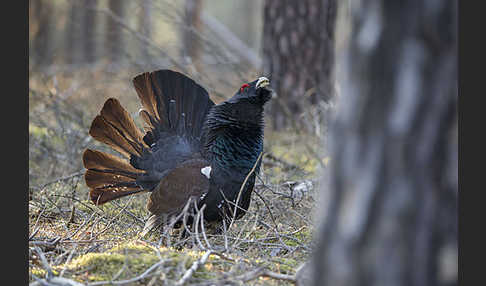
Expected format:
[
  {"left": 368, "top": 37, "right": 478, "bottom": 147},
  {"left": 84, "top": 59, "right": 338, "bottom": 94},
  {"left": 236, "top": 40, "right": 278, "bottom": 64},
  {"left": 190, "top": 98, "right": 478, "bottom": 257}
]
[
  {"left": 175, "top": 250, "right": 213, "bottom": 286},
  {"left": 87, "top": 260, "right": 166, "bottom": 286},
  {"left": 36, "top": 170, "right": 84, "bottom": 191},
  {"left": 237, "top": 267, "right": 296, "bottom": 283},
  {"left": 228, "top": 151, "right": 264, "bottom": 230}
]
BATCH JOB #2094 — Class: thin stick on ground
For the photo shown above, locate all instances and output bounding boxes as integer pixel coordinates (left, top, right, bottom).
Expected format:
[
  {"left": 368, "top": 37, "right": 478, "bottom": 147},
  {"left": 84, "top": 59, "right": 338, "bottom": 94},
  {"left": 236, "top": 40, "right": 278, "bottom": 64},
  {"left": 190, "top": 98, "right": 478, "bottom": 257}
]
[
  {"left": 228, "top": 151, "right": 264, "bottom": 230},
  {"left": 33, "top": 246, "right": 54, "bottom": 280},
  {"left": 35, "top": 170, "right": 85, "bottom": 192},
  {"left": 236, "top": 267, "right": 297, "bottom": 283},
  {"left": 193, "top": 202, "right": 208, "bottom": 250},
  {"left": 199, "top": 207, "right": 213, "bottom": 250},
  {"left": 175, "top": 250, "right": 213, "bottom": 286},
  {"left": 87, "top": 260, "right": 166, "bottom": 286}
]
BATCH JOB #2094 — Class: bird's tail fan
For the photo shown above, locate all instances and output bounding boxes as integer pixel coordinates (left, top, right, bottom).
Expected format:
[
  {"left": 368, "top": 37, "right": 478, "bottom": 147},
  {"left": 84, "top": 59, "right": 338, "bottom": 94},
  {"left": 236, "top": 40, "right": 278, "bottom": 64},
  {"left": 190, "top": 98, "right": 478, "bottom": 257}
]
[
  {"left": 132, "top": 69, "right": 215, "bottom": 146},
  {"left": 83, "top": 70, "right": 216, "bottom": 205},
  {"left": 83, "top": 98, "right": 148, "bottom": 205}
]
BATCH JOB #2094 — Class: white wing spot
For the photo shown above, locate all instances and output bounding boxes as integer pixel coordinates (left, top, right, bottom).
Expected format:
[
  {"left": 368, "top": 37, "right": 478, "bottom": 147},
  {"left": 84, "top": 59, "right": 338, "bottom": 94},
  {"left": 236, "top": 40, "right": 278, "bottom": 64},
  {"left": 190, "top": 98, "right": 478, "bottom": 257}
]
[
  {"left": 201, "top": 166, "right": 212, "bottom": 179},
  {"left": 217, "top": 200, "right": 224, "bottom": 209}
]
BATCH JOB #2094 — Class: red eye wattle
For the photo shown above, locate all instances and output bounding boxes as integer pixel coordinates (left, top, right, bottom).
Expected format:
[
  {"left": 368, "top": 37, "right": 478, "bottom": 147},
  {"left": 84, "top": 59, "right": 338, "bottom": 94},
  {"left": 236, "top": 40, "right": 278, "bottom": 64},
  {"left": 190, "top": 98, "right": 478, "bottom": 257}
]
[{"left": 240, "top": 83, "right": 250, "bottom": 92}]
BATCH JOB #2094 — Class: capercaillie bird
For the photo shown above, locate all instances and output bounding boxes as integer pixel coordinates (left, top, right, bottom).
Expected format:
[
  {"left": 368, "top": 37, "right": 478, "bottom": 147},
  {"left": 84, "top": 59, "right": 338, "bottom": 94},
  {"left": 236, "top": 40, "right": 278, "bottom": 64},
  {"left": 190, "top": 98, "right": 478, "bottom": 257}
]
[{"left": 82, "top": 69, "right": 273, "bottom": 235}]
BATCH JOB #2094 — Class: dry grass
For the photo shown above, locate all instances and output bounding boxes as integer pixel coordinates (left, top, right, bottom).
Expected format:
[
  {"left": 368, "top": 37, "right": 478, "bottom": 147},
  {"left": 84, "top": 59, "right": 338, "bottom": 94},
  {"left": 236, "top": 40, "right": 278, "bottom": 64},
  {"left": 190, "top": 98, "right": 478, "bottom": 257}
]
[{"left": 29, "top": 64, "right": 327, "bottom": 285}]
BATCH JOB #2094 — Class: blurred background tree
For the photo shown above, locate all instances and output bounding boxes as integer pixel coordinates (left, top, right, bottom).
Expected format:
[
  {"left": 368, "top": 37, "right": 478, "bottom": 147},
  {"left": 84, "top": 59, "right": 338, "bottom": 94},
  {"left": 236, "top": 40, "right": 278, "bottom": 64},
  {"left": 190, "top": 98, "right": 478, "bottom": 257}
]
[
  {"left": 106, "top": 0, "right": 125, "bottom": 63},
  {"left": 310, "top": 0, "right": 458, "bottom": 285},
  {"left": 30, "top": 0, "right": 55, "bottom": 66},
  {"left": 181, "top": 0, "right": 203, "bottom": 69},
  {"left": 262, "top": 0, "right": 337, "bottom": 131}
]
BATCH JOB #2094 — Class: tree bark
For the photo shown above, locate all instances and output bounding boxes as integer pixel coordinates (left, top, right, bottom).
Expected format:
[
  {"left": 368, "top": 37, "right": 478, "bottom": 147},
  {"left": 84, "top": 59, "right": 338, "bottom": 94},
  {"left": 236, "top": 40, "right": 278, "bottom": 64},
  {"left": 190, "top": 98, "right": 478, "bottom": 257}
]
[
  {"left": 65, "top": 1, "right": 82, "bottom": 65},
  {"left": 182, "top": 0, "right": 203, "bottom": 68},
  {"left": 31, "top": 0, "right": 54, "bottom": 67},
  {"left": 311, "top": 1, "right": 457, "bottom": 286},
  {"left": 106, "top": 0, "right": 126, "bottom": 63},
  {"left": 262, "top": 0, "right": 337, "bottom": 130},
  {"left": 138, "top": 0, "right": 153, "bottom": 61},
  {"left": 83, "top": 0, "right": 98, "bottom": 64}
]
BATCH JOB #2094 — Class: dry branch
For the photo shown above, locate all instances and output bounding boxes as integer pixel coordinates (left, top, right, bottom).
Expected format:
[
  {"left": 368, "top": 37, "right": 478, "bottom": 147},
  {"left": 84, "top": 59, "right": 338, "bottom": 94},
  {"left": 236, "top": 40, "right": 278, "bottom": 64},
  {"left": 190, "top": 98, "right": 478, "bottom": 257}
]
[
  {"left": 175, "top": 250, "right": 213, "bottom": 285},
  {"left": 236, "top": 267, "right": 296, "bottom": 283},
  {"left": 86, "top": 260, "right": 166, "bottom": 286}
]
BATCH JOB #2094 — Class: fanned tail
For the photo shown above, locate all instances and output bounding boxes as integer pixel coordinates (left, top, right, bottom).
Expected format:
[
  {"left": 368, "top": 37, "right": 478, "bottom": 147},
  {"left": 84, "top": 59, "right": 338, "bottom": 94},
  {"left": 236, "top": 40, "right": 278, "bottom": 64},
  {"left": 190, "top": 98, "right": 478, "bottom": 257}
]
[
  {"left": 132, "top": 70, "right": 215, "bottom": 147},
  {"left": 83, "top": 98, "right": 148, "bottom": 205},
  {"left": 83, "top": 70, "right": 215, "bottom": 206},
  {"left": 129, "top": 70, "right": 215, "bottom": 190}
]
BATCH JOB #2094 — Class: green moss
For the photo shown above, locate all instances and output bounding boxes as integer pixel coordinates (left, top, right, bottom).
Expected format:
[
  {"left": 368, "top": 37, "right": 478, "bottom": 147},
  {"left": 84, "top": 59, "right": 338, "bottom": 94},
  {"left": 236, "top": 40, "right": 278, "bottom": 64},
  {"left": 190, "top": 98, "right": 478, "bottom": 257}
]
[
  {"left": 270, "top": 257, "right": 299, "bottom": 274},
  {"left": 193, "top": 266, "right": 214, "bottom": 280},
  {"left": 263, "top": 145, "right": 319, "bottom": 184},
  {"left": 29, "top": 123, "right": 66, "bottom": 148},
  {"left": 109, "top": 241, "right": 156, "bottom": 254},
  {"left": 56, "top": 241, "right": 223, "bottom": 283},
  {"left": 60, "top": 241, "right": 164, "bottom": 281},
  {"left": 30, "top": 267, "right": 61, "bottom": 280},
  {"left": 30, "top": 267, "right": 46, "bottom": 277},
  {"left": 29, "top": 124, "right": 49, "bottom": 138},
  {"left": 294, "top": 228, "right": 312, "bottom": 242},
  {"left": 67, "top": 253, "right": 128, "bottom": 281}
]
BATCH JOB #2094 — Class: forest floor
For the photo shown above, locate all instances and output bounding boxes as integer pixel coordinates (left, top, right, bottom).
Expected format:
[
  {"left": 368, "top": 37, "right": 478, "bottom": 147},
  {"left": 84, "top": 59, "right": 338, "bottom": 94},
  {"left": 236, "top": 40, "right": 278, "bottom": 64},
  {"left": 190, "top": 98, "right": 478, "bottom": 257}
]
[{"left": 29, "top": 65, "right": 329, "bottom": 285}]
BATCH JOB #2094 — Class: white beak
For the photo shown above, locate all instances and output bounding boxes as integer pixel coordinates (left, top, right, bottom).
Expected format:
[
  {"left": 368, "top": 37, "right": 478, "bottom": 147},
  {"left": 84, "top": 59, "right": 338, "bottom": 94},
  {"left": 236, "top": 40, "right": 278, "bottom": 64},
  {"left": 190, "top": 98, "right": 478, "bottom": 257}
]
[{"left": 256, "top": 77, "right": 270, "bottom": 89}]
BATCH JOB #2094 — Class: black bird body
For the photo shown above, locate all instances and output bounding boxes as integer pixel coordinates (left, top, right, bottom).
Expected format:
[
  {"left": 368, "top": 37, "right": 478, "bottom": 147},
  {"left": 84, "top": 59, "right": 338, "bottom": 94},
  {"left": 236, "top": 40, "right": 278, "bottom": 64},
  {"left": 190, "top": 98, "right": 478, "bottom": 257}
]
[
  {"left": 83, "top": 69, "right": 272, "bottom": 234},
  {"left": 201, "top": 98, "right": 266, "bottom": 221}
]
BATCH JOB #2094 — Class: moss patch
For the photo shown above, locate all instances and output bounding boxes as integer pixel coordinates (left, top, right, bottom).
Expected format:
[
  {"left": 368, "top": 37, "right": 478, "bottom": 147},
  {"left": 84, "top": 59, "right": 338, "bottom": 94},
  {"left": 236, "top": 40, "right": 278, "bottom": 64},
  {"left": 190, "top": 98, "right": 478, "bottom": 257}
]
[{"left": 46, "top": 241, "right": 226, "bottom": 283}]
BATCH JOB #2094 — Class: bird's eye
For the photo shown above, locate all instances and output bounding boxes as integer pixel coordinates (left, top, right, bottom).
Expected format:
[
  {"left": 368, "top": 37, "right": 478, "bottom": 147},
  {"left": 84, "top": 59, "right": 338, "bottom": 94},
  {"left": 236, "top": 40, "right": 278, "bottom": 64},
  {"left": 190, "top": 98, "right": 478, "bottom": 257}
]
[{"left": 240, "top": 83, "right": 250, "bottom": 92}]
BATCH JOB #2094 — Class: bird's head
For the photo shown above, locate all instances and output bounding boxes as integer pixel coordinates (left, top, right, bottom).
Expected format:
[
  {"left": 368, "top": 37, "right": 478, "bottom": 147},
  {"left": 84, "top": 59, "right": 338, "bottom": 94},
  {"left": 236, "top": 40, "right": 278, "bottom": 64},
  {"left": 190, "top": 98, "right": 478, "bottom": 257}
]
[{"left": 227, "top": 76, "right": 274, "bottom": 106}]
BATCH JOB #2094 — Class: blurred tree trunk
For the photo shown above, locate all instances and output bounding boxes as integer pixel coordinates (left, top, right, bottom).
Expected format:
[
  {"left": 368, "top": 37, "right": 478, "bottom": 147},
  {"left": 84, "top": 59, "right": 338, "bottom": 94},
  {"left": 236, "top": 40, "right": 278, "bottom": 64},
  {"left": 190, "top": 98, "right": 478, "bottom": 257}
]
[
  {"left": 31, "top": 0, "right": 54, "bottom": 67},
  {"left": 138, "top": 0, "right": 153, "bottom": 62},
  {"left": 83, "top": 0, "right": 98, "bottom": 64},
  {"left": 65, "top": 1, "right": 88, "bottom": 65},
  {"left": 310, "top": 1, "right": 457, "bottom": 286},
  {"left": 237, "top": 0, "right": 259, "bottom": 51},
  {"left": 182, "top": 0, "right": 203, "bottom": 69},
  {"left": 106, "top": 0, "right": 125, "bottom": 63},
  {"left": 65, "top": 1, "right": 96, "bottom": 65},
  {"left": 262, "top": 0, "right": 337, "bottom": 130}
]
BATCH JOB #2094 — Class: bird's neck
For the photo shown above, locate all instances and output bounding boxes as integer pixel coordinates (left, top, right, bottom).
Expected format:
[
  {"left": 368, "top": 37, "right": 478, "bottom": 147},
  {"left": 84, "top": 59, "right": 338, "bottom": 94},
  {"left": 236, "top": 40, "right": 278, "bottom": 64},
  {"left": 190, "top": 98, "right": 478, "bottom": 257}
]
[{"left": 203, "top": 103, "right": 264, "bottom": 174}]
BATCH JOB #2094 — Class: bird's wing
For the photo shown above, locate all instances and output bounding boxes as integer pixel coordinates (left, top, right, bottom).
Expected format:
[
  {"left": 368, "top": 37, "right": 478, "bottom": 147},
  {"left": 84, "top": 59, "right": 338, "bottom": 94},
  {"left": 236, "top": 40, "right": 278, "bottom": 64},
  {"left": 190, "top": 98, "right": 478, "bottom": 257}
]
[{"left": 146, "top": 157, "right": 210, "bottom": 219}]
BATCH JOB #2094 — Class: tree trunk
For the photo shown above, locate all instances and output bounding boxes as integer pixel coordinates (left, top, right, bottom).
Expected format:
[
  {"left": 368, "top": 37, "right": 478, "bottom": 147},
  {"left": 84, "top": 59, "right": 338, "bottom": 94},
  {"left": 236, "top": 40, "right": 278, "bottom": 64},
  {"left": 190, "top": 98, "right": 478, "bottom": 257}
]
[
  {"left": 65, "top": 1, "right": 83, "bottom": 65},
  {"left": 83, "top": 0, "right": 98, "bottom": 64},
  {"left": 31, "top": 0, "right": 54, "bottom": 67},
  {"left": 262, "top": 0, "right": 337, "bottom": 130},
  {"left": 311, "top": 1, "right": 457, "bottom": 286},
  {"left": 182, "top": 0, "right": 203, "bottom": 69},
  {"left": 138, "top": 0, "right": 153, "bottom": 62},
  {"left": 106, "top": 0, "right": 125, "bottom": 63}
]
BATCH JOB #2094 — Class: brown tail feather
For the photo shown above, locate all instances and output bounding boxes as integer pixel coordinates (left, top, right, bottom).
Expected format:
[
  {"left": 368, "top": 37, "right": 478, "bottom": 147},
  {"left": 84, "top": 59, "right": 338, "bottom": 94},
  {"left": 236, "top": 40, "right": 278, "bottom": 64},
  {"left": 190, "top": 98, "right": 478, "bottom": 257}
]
[
  {"left": 133, "top": 73, "right": 163, "bottom": 125},
  {"left": 83, "top": 150, "right": 146, "bottom": 205},
  {"left": 85, "top": 169, "right": 138, "bottom": 189},
  {"left": 83, "top": 149, "right": 143, "bottom": 175},
  {"left": 99, "top": 98, "right": 146, "bottom": 150},
  {"left": 90, "top": 187, "right": 144, "bottom": 205},
  {"left": 89, "top": 116, "right": 136, "bottom": 158},
  {"left": 88, "top": 98, "right": 148, "bottom": 158},
  {"left": 138, "top": 109, "right": 157, "bottom": 133},
  {"left": 84, "top": 97, "right": 150, "bottom": 205}
]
